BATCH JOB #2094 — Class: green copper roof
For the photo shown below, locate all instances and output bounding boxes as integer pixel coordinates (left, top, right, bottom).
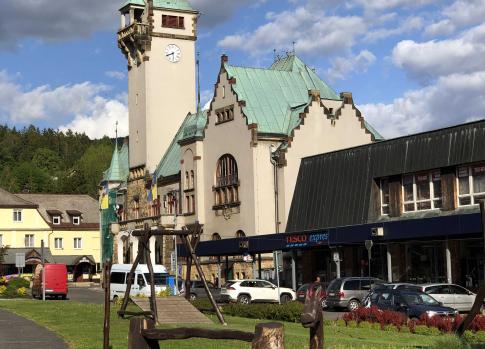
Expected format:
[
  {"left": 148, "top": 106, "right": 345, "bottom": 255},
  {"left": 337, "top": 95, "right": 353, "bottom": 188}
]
[
  {"left": 103, "top": 143, "right": 129, "bottom": 182},
  {"left": 121, "top": 0, "right": 195, "bottom": 11},
  {"left": 121, "top": 0, "right": 145, "bottom": 8},
  {"left": 154, "top": 113, "right": 194, "bottom": 179},
  {"left": 225, "top": 54, "right": 382, "bottom": 139},
  {"left": 180, "top": 108, "right": 207, "bottom": 142},
  {"left": 153, "top": 0, "right": 195, "bottom": 11},
  {"left": 224, "top": 55, "right": 341, "bottom": 136},
  {"left": 364, "top": 120, "right": 385, "bottom": 141}
]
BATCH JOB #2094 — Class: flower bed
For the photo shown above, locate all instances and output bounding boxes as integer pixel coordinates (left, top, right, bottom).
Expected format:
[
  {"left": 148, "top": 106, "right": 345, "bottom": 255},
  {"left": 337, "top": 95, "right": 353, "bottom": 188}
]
[
  {"left": 0, "top": 276, "right": 30, "bottom": 299},
  {"left": 341, "top": 306, "right": 485, "bottom": 335}
]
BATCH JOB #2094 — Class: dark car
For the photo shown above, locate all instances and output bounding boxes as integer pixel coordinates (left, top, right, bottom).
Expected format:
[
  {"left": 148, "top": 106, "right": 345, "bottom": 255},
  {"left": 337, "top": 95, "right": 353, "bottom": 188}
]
[
  {"left": 326, "top": 277, "right": 385, "bottom": 311},
  {"left": 369, "top": 289, "right": 457, "bottom": 319},
  {"left": 296, "top": 283, "right": 328, "bottom": 308},
  {"left": 183, "top": 280, "right": 222, "bottom": 301}
]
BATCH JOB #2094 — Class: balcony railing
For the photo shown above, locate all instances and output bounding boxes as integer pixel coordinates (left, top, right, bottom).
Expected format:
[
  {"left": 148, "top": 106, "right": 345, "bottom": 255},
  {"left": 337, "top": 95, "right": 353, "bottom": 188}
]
[
  {"left": 117, "top": 23, "right": 149, "bottom": 42},
  {"left": 214, "top": 175, "right": 239, "bottom": 189}
]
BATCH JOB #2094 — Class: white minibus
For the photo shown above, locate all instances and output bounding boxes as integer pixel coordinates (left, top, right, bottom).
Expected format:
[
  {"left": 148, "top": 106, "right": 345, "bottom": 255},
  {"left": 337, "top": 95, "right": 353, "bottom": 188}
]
[{"left": 110, "top": 264, "right": 169, "bottom": 301}]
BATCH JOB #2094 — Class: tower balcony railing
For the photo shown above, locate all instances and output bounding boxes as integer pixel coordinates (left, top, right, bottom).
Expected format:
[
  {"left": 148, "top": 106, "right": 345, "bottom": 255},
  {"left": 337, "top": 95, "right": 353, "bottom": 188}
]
[{"left": 117, "top": 23, "right": 150, "bottom": 42}]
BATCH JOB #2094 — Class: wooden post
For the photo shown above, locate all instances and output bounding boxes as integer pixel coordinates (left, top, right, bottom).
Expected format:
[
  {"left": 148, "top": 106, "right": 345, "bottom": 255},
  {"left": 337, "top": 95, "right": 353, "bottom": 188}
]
[
  {"left": 309, "top": 319, "right": 323, "bottom": 349},
  {"left": 143, "top": 228, "right": 158, "bottom": 323},
  {"left": 128, "top": 318, "right": 159, "bottom": 349},
  {"left": 119, "top": 235, "right": 146, "bottom": 317},
  {"left": 252, "top": 323, "right": 284, "bottom": 349},
  {"left": 103, "top": 259, "right": 112, "bottom": 349},
  {"left": 182, "top": 234, "right": 226, "bottom": 325}
]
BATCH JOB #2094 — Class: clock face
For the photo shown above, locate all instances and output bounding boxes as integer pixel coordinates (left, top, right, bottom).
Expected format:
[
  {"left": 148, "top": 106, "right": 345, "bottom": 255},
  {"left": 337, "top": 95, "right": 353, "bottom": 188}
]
[{"left": 165, "top": 44, "right": 181, "bottom": 63}]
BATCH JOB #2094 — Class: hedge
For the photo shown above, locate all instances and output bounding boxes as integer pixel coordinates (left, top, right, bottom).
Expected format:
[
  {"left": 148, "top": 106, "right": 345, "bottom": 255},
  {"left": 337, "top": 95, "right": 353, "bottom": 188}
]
[{"left": 191, "top": 299, "right": 304, "bottom": 323}]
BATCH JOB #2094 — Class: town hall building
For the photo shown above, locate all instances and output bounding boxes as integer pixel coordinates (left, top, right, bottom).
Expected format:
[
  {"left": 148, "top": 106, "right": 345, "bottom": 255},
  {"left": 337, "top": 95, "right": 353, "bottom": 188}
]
[{"left": 100, "top": 0, "right": 383, "bottom": 284}]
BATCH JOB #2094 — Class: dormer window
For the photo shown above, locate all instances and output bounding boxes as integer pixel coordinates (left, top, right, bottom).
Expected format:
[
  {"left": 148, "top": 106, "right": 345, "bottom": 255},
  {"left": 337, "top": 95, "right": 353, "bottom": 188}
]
[
  {"left": 66, "top": 210, "right": 83, "bottom": 225},
  {"left": 53, "top": 216, "right": 61, "bottom": 225},
  {"left": 162, "top": 15, "right": 184, "bottom": 29}
]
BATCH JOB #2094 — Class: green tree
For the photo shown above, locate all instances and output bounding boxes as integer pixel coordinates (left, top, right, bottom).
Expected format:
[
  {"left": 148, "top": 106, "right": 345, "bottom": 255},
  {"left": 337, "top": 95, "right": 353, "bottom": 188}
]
[{"left": 32, "top": 148, "right": 63, "bottom": 172}]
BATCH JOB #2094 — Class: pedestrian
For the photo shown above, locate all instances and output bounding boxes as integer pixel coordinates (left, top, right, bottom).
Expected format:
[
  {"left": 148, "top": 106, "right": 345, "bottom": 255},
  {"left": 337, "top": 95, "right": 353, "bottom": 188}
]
[{"left": 314, "top": 275, "right": 321, "bottom": 284}]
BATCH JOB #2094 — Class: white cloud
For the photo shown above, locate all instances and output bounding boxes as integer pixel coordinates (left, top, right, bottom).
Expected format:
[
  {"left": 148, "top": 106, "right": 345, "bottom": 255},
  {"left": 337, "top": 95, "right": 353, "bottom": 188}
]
[
  {"left": 360, "top": 71, "right": 485, "bottom": 138},
  {"left": 355, "top": 0, "right": 436, "bottom": 12},
  {"left": 425, "top": 0, "right": 485, "bottom": 37},
  {"left": 218, "top": 6, "right": 366, "bottom": 57},
  {"left": 392, "top": 23, "right": 485, "bottom": 82},
  {"left": 0, "top": 0, "right": 121, "bottom": 49},
  {"left": 0, "top": 70, "right": 127, "bottom": 139},
  {"left": 59, "top": 95, "right": 128, "bottom": 139},
  {"left": 364, "top": 16, "right": 423, "bottom": 42},
  {"left": 325, "top": 50, "right": 376, "bottom": 82},
  {"left": 188, "top": 0, "right": 252, "bottom": 27},
  {"left": 105, "top": 70, "right": 126, "bottom": 80}
]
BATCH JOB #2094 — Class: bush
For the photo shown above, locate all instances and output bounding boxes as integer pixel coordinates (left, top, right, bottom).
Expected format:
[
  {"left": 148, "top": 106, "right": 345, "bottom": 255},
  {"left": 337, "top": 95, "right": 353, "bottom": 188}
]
[
  {"left": 0, "top": 285, "right": 6, "bottom": 295},
  {"left": 8, "top": 277, "right": 29, "bottom": 289},
  {"left": 191, "top": 301, "right": 304, "bottom": 323},
  {"left": 358, "top": 321, "right": 373, "bottom": 330},
  {"left": 414, "top": 325, "right": 441, "bottom": 336},
  {"left": 17, "top": 287, "right": 27, "bottom": 296}
]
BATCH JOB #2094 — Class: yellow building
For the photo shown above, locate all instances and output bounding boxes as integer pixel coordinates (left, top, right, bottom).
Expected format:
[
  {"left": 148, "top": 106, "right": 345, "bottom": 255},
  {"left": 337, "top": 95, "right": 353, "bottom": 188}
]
[{"left": 0, "top": 188, "right": 100, "bottom": 281}]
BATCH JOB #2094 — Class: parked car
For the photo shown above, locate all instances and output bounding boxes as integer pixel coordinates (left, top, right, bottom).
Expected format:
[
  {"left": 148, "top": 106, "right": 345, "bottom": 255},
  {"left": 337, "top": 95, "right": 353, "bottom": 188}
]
[
  {"left": 109, "top": 264, "right": 169, "bottom": 301},
  {"left": 296, "top": 283, "right": 328, "bottom": 308},
  {"left": 418, "top": 283, "right": 477, "bottom": 312},
  {"left": 369, "top": 288, "right": 457, "bottom": 319},
  {"left": 182, "top": 280, "right": 222, "bottom": 301},
  {"left": 326, "top": 277, "right": 385, "bottom": 311},
  {"left": 220, "top": 279, "right": 296, "bottom": 304},
  {"left": 32, "top": 263, "right": 68, "bottom": 300}
]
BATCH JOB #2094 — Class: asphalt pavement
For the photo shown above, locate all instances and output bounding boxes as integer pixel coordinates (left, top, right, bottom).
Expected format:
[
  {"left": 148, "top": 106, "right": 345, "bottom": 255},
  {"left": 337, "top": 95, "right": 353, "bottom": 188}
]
[
  {"left": 0, "top": 308, "right": 68, "bottom": 349},
  {"left": 67, "top": 286, "right": 104, "bottom": 304}
]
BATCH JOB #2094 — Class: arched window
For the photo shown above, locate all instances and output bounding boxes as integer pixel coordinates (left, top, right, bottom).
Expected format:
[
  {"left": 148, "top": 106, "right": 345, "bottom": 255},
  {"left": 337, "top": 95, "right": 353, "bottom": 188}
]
[
  {"left": 214, "top": 154, "right": 240, "bottom": 208},
  {"left": 185, "top": 171, "right": 189, "bottom": 189},
  {"left": 190, "top": 170, "right": 195, "bottom": 189},
  {"left": 236, "top": 230, "right": 245, "bottom": 238}
]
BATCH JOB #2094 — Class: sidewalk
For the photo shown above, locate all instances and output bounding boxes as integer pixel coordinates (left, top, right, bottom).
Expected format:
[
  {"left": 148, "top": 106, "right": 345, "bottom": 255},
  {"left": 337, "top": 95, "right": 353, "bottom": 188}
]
[{"left": 0, "top": 309, "right": 68, "bottom": 349}]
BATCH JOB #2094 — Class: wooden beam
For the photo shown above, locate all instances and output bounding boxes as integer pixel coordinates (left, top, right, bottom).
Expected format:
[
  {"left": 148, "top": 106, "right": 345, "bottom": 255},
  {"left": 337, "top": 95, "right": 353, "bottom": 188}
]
[{"left": 141, "top": 328, "right": 254, "bottom": 342}]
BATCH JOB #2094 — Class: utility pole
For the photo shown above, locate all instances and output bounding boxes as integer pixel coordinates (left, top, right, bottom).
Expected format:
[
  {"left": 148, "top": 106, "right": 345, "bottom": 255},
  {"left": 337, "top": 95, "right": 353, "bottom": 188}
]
[{"left": 41, "top": 239, "right": 45, "bottom": 301}]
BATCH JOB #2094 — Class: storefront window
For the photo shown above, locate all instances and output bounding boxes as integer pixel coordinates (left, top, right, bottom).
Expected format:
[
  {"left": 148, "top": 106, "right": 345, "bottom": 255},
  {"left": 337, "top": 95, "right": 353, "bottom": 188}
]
[
  {"left": 380, "top": 178, "right": 390, "bottom": 215},
  {"left": 457, "top": 164, "right": 485, "bottom": 206},
  {"left": 402, "top": 171, "right": 441, "bottom": 212}
]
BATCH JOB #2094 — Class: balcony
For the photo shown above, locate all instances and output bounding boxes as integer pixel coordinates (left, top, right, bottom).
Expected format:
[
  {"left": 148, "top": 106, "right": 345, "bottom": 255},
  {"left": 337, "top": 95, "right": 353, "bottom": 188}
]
[
  {"left": 214, "top": 175, "right": 239, "bottom": 189},
  {"left": 117, "top": 23, "right": 150, "bottom": 46}
]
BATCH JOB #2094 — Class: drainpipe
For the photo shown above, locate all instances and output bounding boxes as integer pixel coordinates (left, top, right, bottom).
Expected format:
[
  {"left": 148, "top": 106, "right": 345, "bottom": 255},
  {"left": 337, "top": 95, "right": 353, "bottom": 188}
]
[{"left": 270, "top": 145, "right": 281, "bottom": 302}]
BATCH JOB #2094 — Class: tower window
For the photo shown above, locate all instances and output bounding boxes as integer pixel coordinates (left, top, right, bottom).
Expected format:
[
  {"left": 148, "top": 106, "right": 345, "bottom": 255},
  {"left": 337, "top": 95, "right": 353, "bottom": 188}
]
[
  {"left": 213, "top": 154, "right": 240, "bottom": 209},
  {"left": 162, "top": 15, "right": 184, "bottom": 29}
]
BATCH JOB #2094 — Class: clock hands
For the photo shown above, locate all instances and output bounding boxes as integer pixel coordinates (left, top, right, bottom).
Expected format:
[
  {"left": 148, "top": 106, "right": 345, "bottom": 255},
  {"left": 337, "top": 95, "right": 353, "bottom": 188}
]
[{"left": 166, "top": 52, "right": 174, "bottom": 57}]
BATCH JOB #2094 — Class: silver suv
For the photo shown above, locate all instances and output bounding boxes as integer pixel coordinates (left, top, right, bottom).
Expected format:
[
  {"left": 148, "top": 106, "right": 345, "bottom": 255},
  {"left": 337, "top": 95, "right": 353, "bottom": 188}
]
[{"left": 326, "top": 277, "right": 384, "bottom": 311}]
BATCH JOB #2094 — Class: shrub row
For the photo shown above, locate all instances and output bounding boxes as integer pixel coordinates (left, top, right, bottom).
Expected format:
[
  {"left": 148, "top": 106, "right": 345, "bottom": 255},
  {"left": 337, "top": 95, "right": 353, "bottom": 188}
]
[
  {"left": 342, "top": 306, "right": 485, "bottom": 334},
  {"left": 191, "top": 300, "right": 304, "bottom": 323}
]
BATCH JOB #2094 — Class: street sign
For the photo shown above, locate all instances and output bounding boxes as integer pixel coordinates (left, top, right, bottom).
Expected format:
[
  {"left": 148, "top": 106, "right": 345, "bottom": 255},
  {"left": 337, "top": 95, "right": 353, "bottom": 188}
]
[
  {"left": 15, "top": 253, "right": 25, "bottom": 268},
  {"left": 365, "top": 240, "right": 374, "bottom": 251}
]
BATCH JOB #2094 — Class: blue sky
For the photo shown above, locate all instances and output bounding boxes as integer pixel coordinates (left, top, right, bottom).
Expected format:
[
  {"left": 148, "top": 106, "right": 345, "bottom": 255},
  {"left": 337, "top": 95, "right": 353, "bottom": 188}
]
[{"left": 1, "top": 0, "right": 485, "bottom": 139}]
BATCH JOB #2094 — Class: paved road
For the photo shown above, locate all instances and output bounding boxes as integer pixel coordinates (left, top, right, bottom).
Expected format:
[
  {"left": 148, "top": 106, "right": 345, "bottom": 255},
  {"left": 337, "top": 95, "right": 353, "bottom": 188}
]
[
  {"left": 0, "top": 308, "right": 68, "bottom": 349},
  {"left": 68, "top": 286, "right": 104, "bottom": 304}
]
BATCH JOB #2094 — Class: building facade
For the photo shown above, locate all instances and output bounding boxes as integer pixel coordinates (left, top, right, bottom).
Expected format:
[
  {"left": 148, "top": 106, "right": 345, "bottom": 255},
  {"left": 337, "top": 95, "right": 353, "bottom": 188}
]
[
  {"left": 102, "top": 0, "right": 383, "bottom": 284},
  {"left": 0, "top": 188, "right": 101, "bottom": 281}
]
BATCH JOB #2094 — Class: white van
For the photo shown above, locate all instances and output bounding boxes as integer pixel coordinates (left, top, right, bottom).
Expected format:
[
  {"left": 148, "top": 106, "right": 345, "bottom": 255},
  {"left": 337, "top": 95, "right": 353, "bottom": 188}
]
[{"left": 110, "top": 264, "right": 169, "bottom": 301}]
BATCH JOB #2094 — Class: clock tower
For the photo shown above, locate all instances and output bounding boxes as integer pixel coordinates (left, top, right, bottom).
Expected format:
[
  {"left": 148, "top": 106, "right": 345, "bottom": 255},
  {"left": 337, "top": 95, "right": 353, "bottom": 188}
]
[{"left": 118, "top": 0, "right": 198, "bottom": 173}]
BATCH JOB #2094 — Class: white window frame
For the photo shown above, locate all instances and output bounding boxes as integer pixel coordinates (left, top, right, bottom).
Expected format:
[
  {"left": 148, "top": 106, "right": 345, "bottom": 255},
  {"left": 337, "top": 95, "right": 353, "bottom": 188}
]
[
  {"left": 380, "top": 178, "right": 390, "bottom": 216},
  {"left": 72, "top": 216, "right": 80, "bottom": 225},
  {"left": 457, "top": 164, "right": 485, "bottom": 207},
  {"left": 54, "top": 237, "right": 63, "bottom": 249},
  {"left": 52, "top": 216, "right": 61, "bottom": 225},
  {"left": 25, "top": 234, "right": 34, "bottom": 248},
  {"left": 74, "top": 237, "right": 82, "bottom": 249},
  {"left": 402, "top": 171, "right": 442, "bottom": 213},
  {"left": 13, "top": 209, "right": 22, "bottom": 222}
]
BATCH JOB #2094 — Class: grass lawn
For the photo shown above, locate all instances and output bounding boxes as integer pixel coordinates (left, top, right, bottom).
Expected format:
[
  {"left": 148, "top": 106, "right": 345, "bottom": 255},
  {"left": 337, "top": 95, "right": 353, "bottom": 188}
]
[{"left": 0, "top": 300, "right": 449, "bottom": 349}]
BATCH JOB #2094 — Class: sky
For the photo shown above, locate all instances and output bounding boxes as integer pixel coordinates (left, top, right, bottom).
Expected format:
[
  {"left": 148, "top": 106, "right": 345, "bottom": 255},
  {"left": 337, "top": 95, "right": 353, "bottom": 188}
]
[{"left": 1, "top": 0, "right": 485, "bottom": 139}]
